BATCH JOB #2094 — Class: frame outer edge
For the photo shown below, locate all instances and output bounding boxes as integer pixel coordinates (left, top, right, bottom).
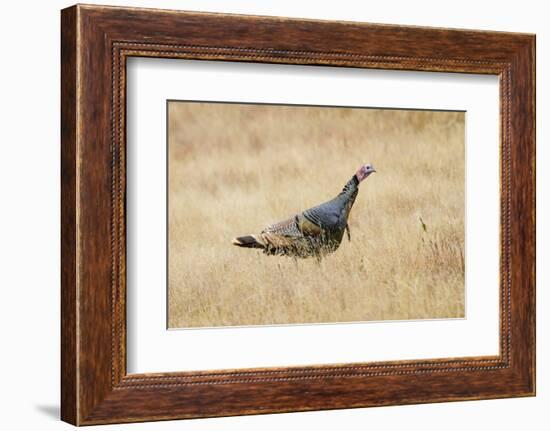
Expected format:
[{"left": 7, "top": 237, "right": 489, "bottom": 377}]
[
  {"left": 526, "top": 35, "right": 536, "bottom": 395},
  {"left": 531, "top": 34, "right": 536, "bottom": 396},
  {"left": 523, "top": 34, "right": 536, "bottom": 395},
  {"left": 61, "top": 5, "right": 79, "bottom": 426},
  {"left": 507, "top": 34, "right": 536, "bottom": 395}
]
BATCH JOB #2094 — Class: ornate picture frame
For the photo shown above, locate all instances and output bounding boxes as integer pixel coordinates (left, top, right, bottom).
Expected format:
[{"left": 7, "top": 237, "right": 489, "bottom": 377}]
[{"left": 61, "top": 4, "right": 535, "bottom": 425}]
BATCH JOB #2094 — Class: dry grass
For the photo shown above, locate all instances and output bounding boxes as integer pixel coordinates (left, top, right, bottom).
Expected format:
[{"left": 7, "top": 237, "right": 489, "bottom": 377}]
[{"left": 168, "top": 102, "right": 465, "bottom": 328}]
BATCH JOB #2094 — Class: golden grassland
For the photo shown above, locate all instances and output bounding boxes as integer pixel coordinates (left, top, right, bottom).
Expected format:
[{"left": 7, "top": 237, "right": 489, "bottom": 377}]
[{"left": 168, "top": 102, "right": 465, "bottom": 328}]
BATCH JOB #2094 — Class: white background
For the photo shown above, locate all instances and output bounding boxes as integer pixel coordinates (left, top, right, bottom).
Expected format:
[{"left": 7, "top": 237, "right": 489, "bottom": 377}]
[
  {"left": 0, "top": 0, "right": 546, "bottom": 430},
  {"left": 127, "top": 60, "right": 500, "bottom": 373}
]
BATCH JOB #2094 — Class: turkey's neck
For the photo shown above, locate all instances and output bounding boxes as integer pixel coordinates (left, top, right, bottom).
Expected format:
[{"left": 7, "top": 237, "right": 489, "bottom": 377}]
[{"left": 336, "top": 175, "right": 360, "bottom": 220}]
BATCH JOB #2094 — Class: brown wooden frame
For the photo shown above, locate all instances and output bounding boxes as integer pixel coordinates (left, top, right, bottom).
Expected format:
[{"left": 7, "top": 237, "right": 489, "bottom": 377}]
[{"left": 61, "top": 4, "right": 535, "bottom": 425}]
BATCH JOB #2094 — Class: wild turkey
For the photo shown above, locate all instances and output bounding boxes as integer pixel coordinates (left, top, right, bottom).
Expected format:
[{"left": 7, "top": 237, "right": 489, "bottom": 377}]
[{"left": 232, "top": 164, "right": 376, "bottom": 258}]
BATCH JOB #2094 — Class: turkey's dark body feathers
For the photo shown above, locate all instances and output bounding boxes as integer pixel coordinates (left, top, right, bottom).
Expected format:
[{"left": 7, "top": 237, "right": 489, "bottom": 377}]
[{"left": 234, "top": 175, "right": 362, "bottom": 259}]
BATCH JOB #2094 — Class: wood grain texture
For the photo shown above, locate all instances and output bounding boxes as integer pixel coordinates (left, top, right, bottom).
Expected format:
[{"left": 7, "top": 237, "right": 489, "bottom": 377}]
[
  {"left": 60, "top": 5, "right": 78, "bottom": 425},
  {"left": 60, "top": 4, "right": 535, "bottom": 425}
]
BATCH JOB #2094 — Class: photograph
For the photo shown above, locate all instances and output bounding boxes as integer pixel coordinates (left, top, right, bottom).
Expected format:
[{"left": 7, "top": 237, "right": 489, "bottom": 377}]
[
  {"left": 47, "top": 1, "right": 537, "bottom": 426},
  {"left": 167, "top": 101, "right": 465, "bottom": 328}
]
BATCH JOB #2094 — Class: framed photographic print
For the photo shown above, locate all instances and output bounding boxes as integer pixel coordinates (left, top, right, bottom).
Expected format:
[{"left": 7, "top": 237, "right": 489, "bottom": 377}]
[{"left": 61, "top": 4, "right": 535, "bottom": 425}]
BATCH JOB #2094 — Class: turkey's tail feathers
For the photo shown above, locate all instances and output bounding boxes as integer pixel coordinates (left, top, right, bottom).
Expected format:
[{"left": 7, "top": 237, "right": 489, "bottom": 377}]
[
  {"left": 232, "top": 232, "right": 321, "bottom": 258},
  {"left": 232, "top": 235, "right": 265, "bottom": 249}
]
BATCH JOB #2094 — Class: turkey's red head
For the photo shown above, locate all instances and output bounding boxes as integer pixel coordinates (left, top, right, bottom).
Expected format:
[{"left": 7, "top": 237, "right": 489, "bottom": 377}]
[{"left": 356, "top": 164, "right": 376, "bottom": 182}]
